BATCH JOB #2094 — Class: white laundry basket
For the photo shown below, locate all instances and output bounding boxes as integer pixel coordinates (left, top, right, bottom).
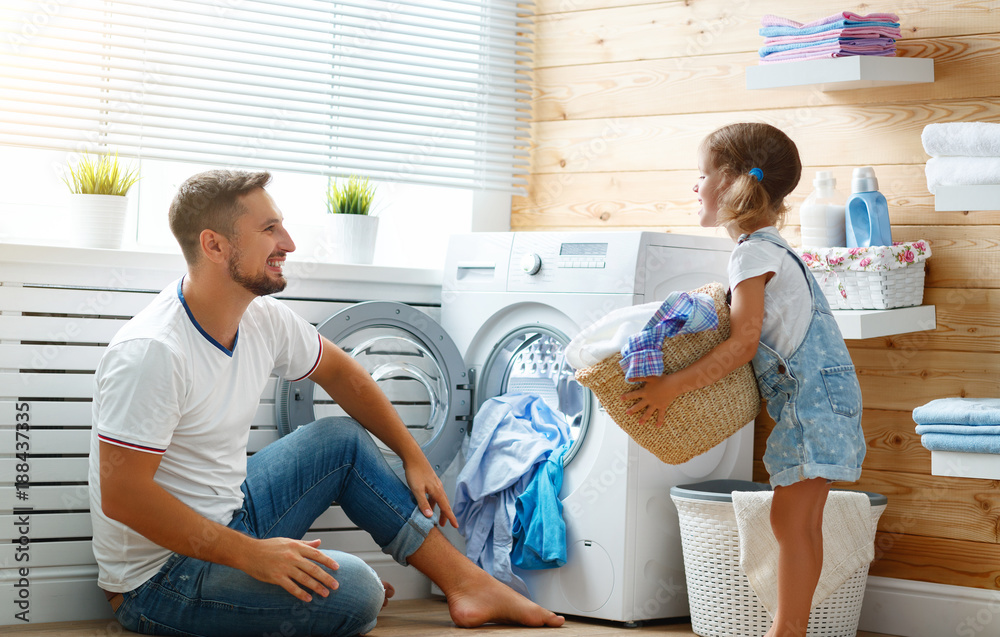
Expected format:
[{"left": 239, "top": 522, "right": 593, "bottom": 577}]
[{"left": 670, "top": 480, "right": 887, "bottom": 637}]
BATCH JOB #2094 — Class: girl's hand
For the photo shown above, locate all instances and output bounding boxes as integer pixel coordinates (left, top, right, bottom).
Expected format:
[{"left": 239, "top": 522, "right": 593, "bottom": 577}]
[{"left": 622, "top": 374, "right": 682, "bottom": 428}]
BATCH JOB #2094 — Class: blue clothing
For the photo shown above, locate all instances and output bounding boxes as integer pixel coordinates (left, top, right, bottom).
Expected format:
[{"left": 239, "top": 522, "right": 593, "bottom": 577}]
[
  {"left": 454, "top": 394, "right": 571, "bottom": 595},
  {"left": 619, "top": 290, "right": 718, "bottom": 379},
  {"left": 512, "top": 444, "right": 570, "bottom": 570},
  {"left": 110, "top": 418, "right": 434, "bottom": 637},
  {"left": 913, "top": 398, "right": 1000, "bottom": 426},
  {"left": 740, "top": 232, "right": 867, "bottom": 488}
]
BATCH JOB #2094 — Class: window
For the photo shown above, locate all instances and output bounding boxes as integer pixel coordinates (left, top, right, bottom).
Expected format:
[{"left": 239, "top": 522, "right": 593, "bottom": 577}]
[{"left": 0, "top": 0, "right": 532, "bottom": 267}]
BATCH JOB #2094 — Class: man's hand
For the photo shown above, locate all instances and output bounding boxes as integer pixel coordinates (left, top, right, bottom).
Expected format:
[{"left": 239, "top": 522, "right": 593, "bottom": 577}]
[
  {"left": 622, "top": 373, "right": 683, "bottom": 428},
  {"left": 403, "top": 458, "right": 458, "bottom": 528},
  {"left": 239, "top": 537, "right": 340, "bottom": 603}
]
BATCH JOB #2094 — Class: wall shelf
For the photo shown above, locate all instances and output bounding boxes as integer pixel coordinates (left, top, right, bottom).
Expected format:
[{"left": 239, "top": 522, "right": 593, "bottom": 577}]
[
  {"left": 930, "top": 451, "right": 1000, "bottom": 480},
  {"left": 934, "top": 185, "right": 1000, "bottom": 211},
  {"left": 746, "top": 56, "right": 934, "bottom": 91},
  {"left": 831, "top": 304, "right": 936, "bottom": 339}
]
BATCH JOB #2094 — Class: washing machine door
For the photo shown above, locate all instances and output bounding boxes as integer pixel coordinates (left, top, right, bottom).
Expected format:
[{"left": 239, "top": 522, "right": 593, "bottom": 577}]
[
  {"left": 275, "top": 301, "right": 470, "bottom": 477},
  {"left": 476, "top": 324, "right": 592, "bottom": 465}
]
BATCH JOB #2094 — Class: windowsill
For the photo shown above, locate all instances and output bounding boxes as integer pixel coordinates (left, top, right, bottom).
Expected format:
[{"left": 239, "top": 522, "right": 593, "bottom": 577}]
[{"left": 0, "top": 242, "right": 443, "bottom": 289}]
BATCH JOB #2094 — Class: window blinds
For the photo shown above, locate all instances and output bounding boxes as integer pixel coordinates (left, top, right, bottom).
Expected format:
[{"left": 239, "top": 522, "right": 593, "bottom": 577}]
[{"left": 0, "top": 0, "right": 533, "bottom": 191}]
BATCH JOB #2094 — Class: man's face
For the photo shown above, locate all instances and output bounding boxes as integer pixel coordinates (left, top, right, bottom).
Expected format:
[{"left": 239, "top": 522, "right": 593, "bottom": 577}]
[{"left": 227, "top": 188, "right": 296, "bottom": 297}]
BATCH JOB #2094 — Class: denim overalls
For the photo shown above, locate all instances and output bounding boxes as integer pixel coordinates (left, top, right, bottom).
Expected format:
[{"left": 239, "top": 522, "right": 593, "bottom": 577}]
[{"left": 739, "top": 231, "right": 867, "bottom": 488}]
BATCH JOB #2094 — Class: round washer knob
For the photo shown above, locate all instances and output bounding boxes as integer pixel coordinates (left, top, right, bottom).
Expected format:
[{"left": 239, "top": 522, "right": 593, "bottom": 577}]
[{"left": 521, "top": 253, "right": 542, "bottom": 275}]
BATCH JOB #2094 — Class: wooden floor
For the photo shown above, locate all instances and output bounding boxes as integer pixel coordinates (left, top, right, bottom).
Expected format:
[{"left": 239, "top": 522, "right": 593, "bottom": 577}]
[{"left": 3, "top": 597, "right": 900, "bottom": 636}]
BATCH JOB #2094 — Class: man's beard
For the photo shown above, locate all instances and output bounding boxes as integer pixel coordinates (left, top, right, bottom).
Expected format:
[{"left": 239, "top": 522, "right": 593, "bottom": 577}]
[{"left": 228, "top": 249, "right": 287, "bottom": 297}]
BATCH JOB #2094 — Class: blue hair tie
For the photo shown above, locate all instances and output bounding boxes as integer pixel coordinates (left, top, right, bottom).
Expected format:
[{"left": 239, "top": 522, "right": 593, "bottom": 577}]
[{"left": 749, "top": 167, "right": 764, "bottom": 182}]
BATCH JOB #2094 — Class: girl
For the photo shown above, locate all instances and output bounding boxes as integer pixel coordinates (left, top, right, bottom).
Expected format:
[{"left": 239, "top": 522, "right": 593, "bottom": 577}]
[{"left": 624, "top": 122, "right": 866, "bottom": 637}]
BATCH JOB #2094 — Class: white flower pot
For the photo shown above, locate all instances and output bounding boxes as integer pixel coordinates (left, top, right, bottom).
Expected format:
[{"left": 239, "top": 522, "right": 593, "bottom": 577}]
[
  {"left": 67, "top": 194, "right": 128, "bottom": 249},
  {"left": 323, "top": 214, "right": 379, "bottom": 264}
]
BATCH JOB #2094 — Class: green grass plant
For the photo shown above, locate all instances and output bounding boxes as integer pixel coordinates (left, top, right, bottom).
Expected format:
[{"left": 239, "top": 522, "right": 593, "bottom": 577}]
[
  {"left": 326, "top": 175, "right": 377, "bottom": 215},
  {"left": 63, "top": 152, "right": 140, "bottom": 196}
]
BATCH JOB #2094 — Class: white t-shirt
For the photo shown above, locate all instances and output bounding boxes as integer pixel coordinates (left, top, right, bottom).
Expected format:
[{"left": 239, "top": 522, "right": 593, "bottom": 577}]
[
  {"left": 728, "top": 227, "right": 812, "bottom": 359},
  {"left": 88, "top": 278, "right": 322, "bottom": 592}
]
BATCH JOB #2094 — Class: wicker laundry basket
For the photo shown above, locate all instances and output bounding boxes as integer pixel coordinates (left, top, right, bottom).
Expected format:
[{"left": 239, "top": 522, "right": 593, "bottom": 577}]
[
  {"left": 799, "top": 241, "right": 931, "bottom": 310},
  {"left": 574, "top": 282, "right": 760, "bottom": 465},
  {"left": 670, "top": 480, "right": 887, "bottom": 637}
]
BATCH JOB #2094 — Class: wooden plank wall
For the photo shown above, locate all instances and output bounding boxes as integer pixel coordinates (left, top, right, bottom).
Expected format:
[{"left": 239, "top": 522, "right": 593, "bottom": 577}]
[{"left": 517, "top": 1, "right": 1000, "bottom": 592}]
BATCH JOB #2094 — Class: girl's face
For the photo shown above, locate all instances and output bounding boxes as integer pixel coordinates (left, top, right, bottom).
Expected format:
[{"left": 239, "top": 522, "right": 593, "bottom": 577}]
[{"left": 694, "top": 147, "right": 728, "bottom": 228}]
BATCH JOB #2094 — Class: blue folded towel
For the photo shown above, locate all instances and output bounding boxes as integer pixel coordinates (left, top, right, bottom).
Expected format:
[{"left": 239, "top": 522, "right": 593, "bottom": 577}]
[
  {"left": 912, "top": 398, "right": 1000, "bottom": 426},
  {"left": 759, "top": 20, "right": 901, "bottom": 38},
  {"left": 919, "top": 433, "right": 1000, "bottom": 454},
  {"left": 916, "top": 424, "right": 1000, "bottom": 436},
  {"left": 758, "top": 36, "right": 895, "bottom": 57}
]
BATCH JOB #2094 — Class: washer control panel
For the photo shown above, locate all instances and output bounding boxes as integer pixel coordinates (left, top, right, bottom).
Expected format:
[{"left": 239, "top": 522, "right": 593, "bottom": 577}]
[{"left": 508, "top": 232, "right": 634, "bottom": 293}]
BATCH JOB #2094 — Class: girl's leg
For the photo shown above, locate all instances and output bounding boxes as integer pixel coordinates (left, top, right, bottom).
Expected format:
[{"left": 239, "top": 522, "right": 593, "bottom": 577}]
[{"left": 765, "top": 477, "right": 830, "bottom": 637}]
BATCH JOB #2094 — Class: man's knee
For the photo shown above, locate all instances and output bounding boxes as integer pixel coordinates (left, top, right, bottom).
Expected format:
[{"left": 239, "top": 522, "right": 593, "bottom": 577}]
[
  {"left": 300, "top": 416, "right": 366, "bottom": 442},
  {"left": 321, "top": 551, "right": 384, "bottom": 633}
]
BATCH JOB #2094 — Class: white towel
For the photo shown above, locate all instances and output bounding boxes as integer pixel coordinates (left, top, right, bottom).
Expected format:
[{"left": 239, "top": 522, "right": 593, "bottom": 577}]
[
  {"left": 732, "top": 490, "right": 876, "bottom": 616},
  {"left": 564, "top": 301, "right": 661, "bottom": 370},
  {"left": 925, "top": 156, "right": 1000, "bottom": 194},
  {"left": 922, "top": 122, "right": 1000, "bottom": 158}
]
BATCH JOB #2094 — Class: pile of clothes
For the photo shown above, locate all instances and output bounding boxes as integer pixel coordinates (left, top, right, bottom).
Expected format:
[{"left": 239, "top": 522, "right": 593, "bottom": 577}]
[
  {"left": 454, "top": 393, "right": 572, "bottom": 595},
  {"left": 758, "top": 11, "right": 901, "bottom": 65},
  {"left": 913, "top": 398, "right": 1000, "bottom": 454},
  {"left": 922, "top": 122, "right": 1000, "bottom": 194}
]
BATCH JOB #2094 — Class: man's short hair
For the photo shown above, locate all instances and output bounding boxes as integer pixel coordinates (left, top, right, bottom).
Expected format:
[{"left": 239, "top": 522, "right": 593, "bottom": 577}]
[{"left": 168, "top": 170, "right": 272, "bottom": 265}]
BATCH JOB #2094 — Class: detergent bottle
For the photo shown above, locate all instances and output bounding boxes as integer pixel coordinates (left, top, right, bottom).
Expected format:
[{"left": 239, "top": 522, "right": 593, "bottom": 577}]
[
  {"left": 845, "top": 166, "right": 892, "bottom": 247},
  {"left": 799, "top": 170, "right": 846, "bottom": 247}
]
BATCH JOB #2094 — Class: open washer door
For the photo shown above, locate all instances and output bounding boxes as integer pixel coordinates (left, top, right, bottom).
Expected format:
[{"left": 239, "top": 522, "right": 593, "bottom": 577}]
[
  {"left": 275, "top": 301, "right": 471, "bottom": 478},
  {"left": 475, "top": 324, "right": 592, "bottom": 466}
]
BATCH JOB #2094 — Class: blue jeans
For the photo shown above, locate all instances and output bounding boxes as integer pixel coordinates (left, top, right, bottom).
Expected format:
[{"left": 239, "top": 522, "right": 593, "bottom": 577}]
[{"left": 112, "top": 417, "right": 435, "bottom": 636}]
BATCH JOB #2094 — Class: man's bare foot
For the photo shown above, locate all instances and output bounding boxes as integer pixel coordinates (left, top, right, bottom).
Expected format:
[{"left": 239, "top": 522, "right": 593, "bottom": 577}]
[
  {"left": 381, "top": 580, "right": 395, "bottom": 609},
  {"left": 445, "top": 568, "right": 565, "bottom": 628}
]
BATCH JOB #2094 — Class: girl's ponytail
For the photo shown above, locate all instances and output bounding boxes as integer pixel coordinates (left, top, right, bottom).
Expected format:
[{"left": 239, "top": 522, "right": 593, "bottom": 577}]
[
  {"left": 702, "top": 123, "right": 801, "bottom": 234},
  {"left": 719, "top": 171, "right": 774, "bottom": 232}
]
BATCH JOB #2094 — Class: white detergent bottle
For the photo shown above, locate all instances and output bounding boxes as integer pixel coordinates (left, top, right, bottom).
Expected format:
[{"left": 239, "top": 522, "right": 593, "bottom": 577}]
[{"left": 799, "top": 170, "right": 846, "bottom": 247}]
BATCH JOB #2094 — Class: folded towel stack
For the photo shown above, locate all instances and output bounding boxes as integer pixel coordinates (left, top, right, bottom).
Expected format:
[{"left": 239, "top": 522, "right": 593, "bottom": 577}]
[
  {"left": 758, "top": 12, "right": 901, "bottom": 65},
  {"left": 922, "top": 122, "right": 1000, "bottom": 195},
  {"left": 913, "top": 397, "right": 1000, "bottom": 453}
]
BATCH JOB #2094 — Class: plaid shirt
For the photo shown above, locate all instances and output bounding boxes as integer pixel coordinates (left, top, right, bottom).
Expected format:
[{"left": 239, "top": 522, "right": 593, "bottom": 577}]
[{"left": 618, "top": 291, "right": 718, "bottom": 380}]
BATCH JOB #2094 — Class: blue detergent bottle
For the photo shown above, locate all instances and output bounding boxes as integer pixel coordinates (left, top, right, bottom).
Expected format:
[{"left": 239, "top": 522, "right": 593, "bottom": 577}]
[{"left": 845, "top": 166, "right": 893, "bottom": 247}]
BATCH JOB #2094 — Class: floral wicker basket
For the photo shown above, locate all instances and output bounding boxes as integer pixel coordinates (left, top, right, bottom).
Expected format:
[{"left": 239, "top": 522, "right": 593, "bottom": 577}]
[
  {"left": 574, "top": 282, "right": 760, "bottom": 465},
  {"left": 798, "top": 241, "right": 931, "bottom": 310}
]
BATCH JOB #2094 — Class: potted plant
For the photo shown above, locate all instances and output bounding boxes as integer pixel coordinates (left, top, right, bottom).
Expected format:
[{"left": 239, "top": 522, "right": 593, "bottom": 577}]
[
  {"left": 63, "top": 151, "right": 140, "bottom": 249},
  {"left": 323, "top": 174, "right": 379, "bottom": 264}
]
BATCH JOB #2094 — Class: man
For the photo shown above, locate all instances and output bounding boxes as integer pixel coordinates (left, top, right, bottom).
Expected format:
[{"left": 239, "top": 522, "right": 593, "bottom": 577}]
[{"left": 87, "top": 170, "right": 565, "bottom": 636}]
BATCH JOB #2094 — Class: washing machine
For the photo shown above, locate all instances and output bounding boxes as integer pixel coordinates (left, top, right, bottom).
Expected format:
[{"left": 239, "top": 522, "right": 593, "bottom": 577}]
[{"left": 275, "top": 230, "right": 753, "bottom": 626}]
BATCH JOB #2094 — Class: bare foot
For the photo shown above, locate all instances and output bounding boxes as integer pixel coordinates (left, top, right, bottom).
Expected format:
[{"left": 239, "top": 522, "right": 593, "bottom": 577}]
[
  {"left": 381, "top": 580, "right": 395, "bottom": 609},
  {"left": 445, "top": 569, "right": 565, "bottom": 628}
]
